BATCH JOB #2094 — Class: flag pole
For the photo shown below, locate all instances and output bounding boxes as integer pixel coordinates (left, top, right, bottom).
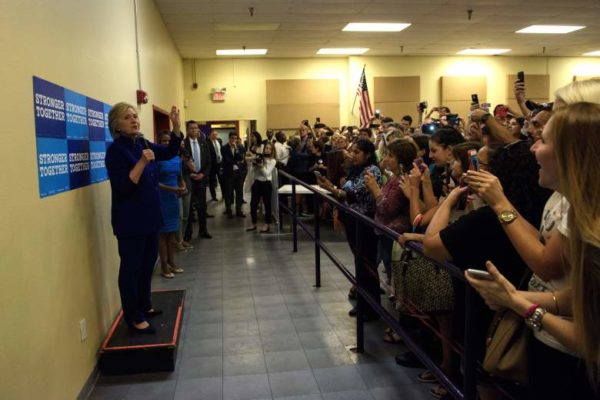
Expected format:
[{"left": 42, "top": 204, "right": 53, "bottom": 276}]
[{"left": 351, "top": 64, "right": 367, "bottom": 114}]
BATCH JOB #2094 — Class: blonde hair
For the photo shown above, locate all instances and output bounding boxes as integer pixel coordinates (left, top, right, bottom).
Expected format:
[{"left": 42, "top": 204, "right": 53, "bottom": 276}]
[
  {"left": 108, "top": 102, "right": 136, "bottom": 138},
  {"left": 549, "top": 102, "right": 600, "bottom": 389},
  {"left": 554, "top": 78, "right": 600, "bottom": 106}
]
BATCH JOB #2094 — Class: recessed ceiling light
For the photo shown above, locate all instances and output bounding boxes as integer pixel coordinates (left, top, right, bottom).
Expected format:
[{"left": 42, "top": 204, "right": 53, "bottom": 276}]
[
  {"left": 583, "top": 50, "right": 600, "bottom": 56},
  {"left": 216, "top": 49, "right": 268, "bottom": 56},
  {"left": 516, "top": 25, "right": 585, "bottom": 34},
  {"left": 457, "top": 48, "right": 511, "bottom": 55},
  {"left": 342, "top": 23, "right": 411, "bottom": 32},
  {"left": 317, "top": 48, "right": 369, "bottom": 55}
]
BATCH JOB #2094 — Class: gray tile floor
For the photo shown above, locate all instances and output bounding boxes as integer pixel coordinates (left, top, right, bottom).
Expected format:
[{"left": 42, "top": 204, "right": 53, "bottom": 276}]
[{"left": 88, "top": 200, "right": 435, "bottom": 400}]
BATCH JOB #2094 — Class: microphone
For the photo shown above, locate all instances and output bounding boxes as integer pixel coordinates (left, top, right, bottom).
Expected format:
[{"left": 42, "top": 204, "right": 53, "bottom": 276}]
[
  {"left": 137, "top": 134, "right": 154, "bottom": 162},
  {"left": 137, "top": 133, "right": 150, "bottom": 149}
]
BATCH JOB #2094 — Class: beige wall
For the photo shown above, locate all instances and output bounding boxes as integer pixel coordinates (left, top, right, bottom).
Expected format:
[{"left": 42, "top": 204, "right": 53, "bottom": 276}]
[
  {"left": 182, "top": 58, "right": 349, "bottom": 134},
  {"left": 0, "top": 1, "right": 183, "bottom": 399},
  {"left": 184, "top": 56, "right": 600, "bottom": 131}
]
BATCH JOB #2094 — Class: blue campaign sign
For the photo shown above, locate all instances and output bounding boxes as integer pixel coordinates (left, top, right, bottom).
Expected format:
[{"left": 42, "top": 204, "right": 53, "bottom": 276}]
[
  {"left": 104, "top": 102, "right": 113, "bottom": 142},
  {"left": 33, "top": 77, "right": 66, "bottom": 139},
  {"left": 90, "top": 141, "right": 108, "bottom": 183},
  {"left": 36, "top": 137, "right": 70, "bottom": 197},
  {"left": 87, "top": 97, "right": 106, "bottom": 141},
  {"left": 65, "top": 89, "right": 89, "bottom": 140},
  {"left": 33, "top": 76, "right": 112, "bottom": 197},
  {"left": 67, "top": 139, "right": 91, "bottom": 190}
]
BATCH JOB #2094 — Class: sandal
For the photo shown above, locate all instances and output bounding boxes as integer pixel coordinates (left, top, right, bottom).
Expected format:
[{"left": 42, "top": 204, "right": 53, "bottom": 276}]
[
  {"left": 430, "top": 385, "right": 448, "bottom": 399},
  {"left": 383, "top": 331, "right": 402, "bottom": 344},
  {"left": 161, "top": 271, "right": 175, "bottom": 279},
  {"left": 418, "top": 370, "right": 438, "bottom": 384}
]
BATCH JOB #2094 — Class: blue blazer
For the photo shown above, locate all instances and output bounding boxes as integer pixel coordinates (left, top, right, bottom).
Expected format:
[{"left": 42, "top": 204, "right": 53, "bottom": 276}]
[{"left": 105, "top": 132, "right": 182, "bottom": 238}]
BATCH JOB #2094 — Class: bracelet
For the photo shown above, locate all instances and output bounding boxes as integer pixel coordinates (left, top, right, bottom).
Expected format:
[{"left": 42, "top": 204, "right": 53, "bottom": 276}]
[
  {"left": 524, "top": 303, "right": 540, "bottom": 319},
  {"left": 525, "top": 306, "right": 547, "bottom": 332},
  {"left": 552, "top": 292, "right": 560, "bottom": 315}
]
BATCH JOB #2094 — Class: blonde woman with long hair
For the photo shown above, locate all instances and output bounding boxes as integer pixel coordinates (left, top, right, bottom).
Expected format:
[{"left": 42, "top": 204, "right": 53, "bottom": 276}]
[{"left": 466, "top": 102, "right": 600, "bottom": 399}]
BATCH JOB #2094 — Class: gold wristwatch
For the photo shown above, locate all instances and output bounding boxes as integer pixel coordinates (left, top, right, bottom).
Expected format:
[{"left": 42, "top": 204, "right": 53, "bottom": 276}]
[{"left": 498, "top": 209, "right": 518, "bottom": 224}]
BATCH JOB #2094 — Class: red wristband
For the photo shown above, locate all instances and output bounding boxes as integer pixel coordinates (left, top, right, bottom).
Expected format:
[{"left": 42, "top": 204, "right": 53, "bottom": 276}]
[{"left": 524, "top": 303, "right": 539, "bottom": 318}]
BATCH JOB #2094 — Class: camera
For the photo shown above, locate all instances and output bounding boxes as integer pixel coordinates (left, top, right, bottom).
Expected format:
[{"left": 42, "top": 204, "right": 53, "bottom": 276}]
[
  {"left": 418, "top": 101, "right": 428, "bottom": 113},
  {"left": 421, "top": 121, "right": 441, "bottom": 134},
  {"left": 447, "top": 113, "right": 460, "bottom": 126},
  {"left": 253, "top": 153, "right": 264, "bottom": 165}
]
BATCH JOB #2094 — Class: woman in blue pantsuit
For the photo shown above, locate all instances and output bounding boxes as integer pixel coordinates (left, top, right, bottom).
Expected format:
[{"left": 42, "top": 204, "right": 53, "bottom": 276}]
[{"left": 105, "top": 102, "right": 182, "bottom": 334}]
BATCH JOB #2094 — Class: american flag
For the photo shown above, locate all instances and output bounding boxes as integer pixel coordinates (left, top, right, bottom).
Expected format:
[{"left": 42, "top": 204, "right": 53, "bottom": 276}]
[{"left": 357, "top": 68, "right": 374, "bottom": 128}]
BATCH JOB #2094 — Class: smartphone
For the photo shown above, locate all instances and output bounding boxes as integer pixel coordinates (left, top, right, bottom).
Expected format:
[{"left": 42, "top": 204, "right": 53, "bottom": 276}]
[
  {"left": 415, "top": 157, "right": 427, "bottom": 173},
  {"left": 313, "top": 170, "right": 322, "bottom": 178},
  {"left": 467, "top": 269, "right": 494, "bottom": 281},
  {"left": 467, "top": 149, "right": 479, "bottom": 171},
  {"left": 471, "top": 94, "right": 479, "bottom": 105},
  {"left": 517, "top": 71, "right": 525, "bottom": 83},
  {"left": 316, "top": 117, "right": 321, "bottom": 123},
  {"left": 303, "top": 119, "right": 309, "bottom": 126},
  {"left": 375, "top": 109, "right": 381, "bottom": 118},
  {"left": 480, "top": 102, "right": 491, "bottom": 111}
]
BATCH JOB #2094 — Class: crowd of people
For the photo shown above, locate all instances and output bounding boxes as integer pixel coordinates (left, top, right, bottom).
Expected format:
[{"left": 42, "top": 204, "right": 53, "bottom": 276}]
[{"left": 105, "top": 76, "right": 600, "bottom": 399}]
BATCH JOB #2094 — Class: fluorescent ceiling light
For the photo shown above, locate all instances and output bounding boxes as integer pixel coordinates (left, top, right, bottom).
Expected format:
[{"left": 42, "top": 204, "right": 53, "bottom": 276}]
[
  {"left": 583, "top": 50, "right": 600, "bottom": 56},
  {"left": 457, "top": 48, "right": 511, "bottom": 55},
  {"left": 216, "top": 49, "right": 267, "bottom": 56},
  {"left": 343, "top": 23, "right": 411, "bottom": 32},
  {"left": 317, "top": 48, "right": 369, "bottom": 55},
  {"left": 517, "top": 25, "right": 585, "bottom": 34},
  {"left": 215, "top": 23, "right": 280, "bottom": 32}
]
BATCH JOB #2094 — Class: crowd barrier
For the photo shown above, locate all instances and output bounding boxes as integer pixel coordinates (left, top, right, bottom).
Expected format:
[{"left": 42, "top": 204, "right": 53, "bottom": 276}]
[{"left": 277, "top": 170, "right": 482, "bottom": 400}]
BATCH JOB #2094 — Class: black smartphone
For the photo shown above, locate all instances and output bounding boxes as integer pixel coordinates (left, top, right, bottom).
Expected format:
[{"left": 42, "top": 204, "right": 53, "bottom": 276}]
[
  {"left": 517, "top": 71, "right": 525, "bottom": 83},
  {"left": 375, "top": 109, "right": 381, "bottom": 118},
  {"left": 316, "top": 117, "right": 321, "bottom": 123},
  {"left": 303, "top": 120, "right": 309, "bottom": 126},
  {"left": 471, "top": 94, "right": 479, "bottom": 104}
]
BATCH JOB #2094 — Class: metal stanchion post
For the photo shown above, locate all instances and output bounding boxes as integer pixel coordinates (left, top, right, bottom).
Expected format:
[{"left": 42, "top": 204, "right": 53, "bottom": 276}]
[
  {"left": 463, "top": 285, "right": 477, "bottom": 400},
  {"left": 355, "top": 220, "right": 364, "bottom": 353},
  {"left": 291, "top": 181, "right": 298, "bottom": 253},
  {"left": 313, "top": 194, "right": 321, "bottom": 288}
]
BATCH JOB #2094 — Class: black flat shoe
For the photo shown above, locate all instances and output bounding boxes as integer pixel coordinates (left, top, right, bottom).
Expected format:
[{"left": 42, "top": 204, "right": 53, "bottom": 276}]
[
  {"left": 200, "top": 233, "right": 212, "bottom": 239},
  {"left": 145, "top": 309, "right": 163, "bottom": 317},
  {"left": 128, "top": 323, "right": 156, "bottom": 335}
]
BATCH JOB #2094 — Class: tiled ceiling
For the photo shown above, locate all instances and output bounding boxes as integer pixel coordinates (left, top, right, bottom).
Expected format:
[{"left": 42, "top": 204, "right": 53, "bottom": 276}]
[{"left": 155, "top": 0, "right": 600, "bottom": 58}]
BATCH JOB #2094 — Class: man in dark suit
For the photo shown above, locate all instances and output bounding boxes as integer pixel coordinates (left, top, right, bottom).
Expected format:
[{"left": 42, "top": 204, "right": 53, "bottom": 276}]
[
  {"left": 183, "top": 120, "right": 212, "bottom": 239},
  {"left": 207, "top": 129, "right": 223, "bottom": 201},
  {"left": 221, "top": 131, "right": 246, "bottom": 219}
]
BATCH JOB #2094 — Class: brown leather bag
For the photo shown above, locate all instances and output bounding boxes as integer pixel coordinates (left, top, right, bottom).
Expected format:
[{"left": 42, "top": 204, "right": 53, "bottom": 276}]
[{"left": 483, "top": 308, "right": 529, "bottom": 385}]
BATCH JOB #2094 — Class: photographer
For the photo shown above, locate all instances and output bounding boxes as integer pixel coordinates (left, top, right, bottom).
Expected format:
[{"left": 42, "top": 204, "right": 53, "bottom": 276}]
[{"left": 245, "top": 142, "right": 277, "bottom": 233}]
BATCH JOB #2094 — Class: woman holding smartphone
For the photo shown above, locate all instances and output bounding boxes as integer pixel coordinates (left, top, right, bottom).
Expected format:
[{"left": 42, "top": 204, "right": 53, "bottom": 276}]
[
  {"left": 318, "top": 139, "right": 383, "bottom": 320},
  {"left": 466, "top": 102, "right": 600, "bottom": 399}
]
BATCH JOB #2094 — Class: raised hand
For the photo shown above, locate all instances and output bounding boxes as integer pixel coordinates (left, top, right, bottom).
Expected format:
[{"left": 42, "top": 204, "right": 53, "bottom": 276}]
[{"left": 170, "top": 106, "right": 181, "bottom": 134}]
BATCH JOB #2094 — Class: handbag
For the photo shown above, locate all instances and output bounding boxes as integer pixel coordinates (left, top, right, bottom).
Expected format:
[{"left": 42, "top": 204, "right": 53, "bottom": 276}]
[
  {"left": 392, "top": 244, "right": 454, "bottom": 314},
  {"left": 483, "top": 308, "right": 529, "bottom": 385}
]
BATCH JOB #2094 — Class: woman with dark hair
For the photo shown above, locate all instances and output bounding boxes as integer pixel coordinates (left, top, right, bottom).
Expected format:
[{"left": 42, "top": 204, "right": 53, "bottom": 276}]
[
  {"left": 157, "top": 132, "right": 187, "bottom": 278},
  {"left": 508, "top": 116, "right": 526, "bottom": 140},
  {"left": 365, "top": 140, "right": 417, "bottom": 283},
  {"left": 428, "top": 126, "right": 465, "bottom": 198},
  {"left": 318, "top": 139, "right": 383, "bottom": 320}
]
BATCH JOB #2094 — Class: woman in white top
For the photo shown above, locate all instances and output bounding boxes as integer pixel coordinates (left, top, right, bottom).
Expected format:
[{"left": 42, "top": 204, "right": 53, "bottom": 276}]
[{"left": 246, "top": 142, "right": 277, "bottom": 233}]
